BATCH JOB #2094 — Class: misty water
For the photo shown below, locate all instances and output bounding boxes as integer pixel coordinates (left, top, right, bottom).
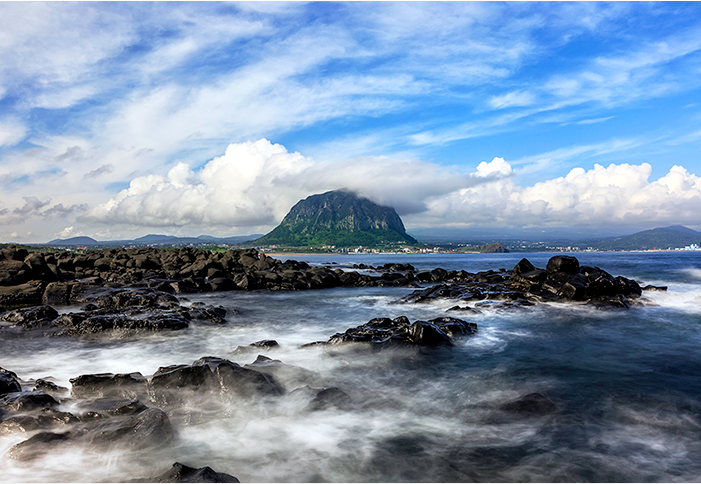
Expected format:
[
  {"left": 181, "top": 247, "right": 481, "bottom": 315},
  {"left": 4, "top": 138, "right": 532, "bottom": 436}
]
[{"left": 2, "top": 252, "right": 701, "bottom": 482}]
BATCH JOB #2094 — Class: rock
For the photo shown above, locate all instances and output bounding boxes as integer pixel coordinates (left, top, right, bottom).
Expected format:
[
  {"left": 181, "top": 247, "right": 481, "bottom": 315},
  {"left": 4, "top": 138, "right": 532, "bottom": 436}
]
[
  {"left": 0, "top": 391, "right": 59, "bottom": 412},
  {"left": 202, "top": 357, "right": 285, "bottom": 399},
  {"left": 87, "top": 408, "right": 174, "bottom": 451},
  {"left": 6, "top": 431, "right": 73, "bottom": 461},
  {"left": 244, "top": 355, "right": 322, "bottom": 388},
  {"left": 305, "top": 387, "right": 352, "bottom": 411},
  {"left": 144, "top": 462, "right": 240, "bottom": 483},
  {"left": 428, "top": 317, "right": 478, "bottom": 338},
  {"left": 70, "top": 372, "right": 148, "bottom": 399},
  {"left": 0, "top": 305, "right": 59, "bottom": 328},
  {"left": 512, "top": 258, "right": 536, "bottom": 275},
  {"left": 234, "top": 339, "right": 279, "bottom": 354},
  {"left": 0, "top": 368, "right": 22, "bottom": 396},
  {"left": 407, "top": 321, "right": 453, "bottom": 346},
  {"left": 325, "top": 316, "right": 474, "bottom": 348},
  {"left": 148, "top": 364, "right": 218, "bottom": 406},
  {"left": 0, "top": 280, "right": 45, "bottom": 306},
  {"left": 42, "top": 282, "right": 76, "bottom": 304},
  {"left": 642, "top": 284, "right": 667, "bottom": 291},
  {"left": 33, "top": 379, "right": 69, "bottom": 398},
  {"left": 500, "top": 393, "right": 556, "bottom": 417},
  {"left": 546, "top": 255, "right": 580, "bottom": 275}
]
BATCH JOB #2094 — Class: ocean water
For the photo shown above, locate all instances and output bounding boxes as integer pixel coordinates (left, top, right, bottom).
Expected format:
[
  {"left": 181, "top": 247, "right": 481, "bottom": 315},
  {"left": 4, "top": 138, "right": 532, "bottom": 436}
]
[{"left": 1, "top": 252, "right": 701, "bottom": 482}]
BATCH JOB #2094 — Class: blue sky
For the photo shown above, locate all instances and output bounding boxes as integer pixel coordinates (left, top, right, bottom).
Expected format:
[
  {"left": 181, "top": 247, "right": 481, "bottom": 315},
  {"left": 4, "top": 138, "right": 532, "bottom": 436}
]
[{"left": 1, "top": 2, "right": 701, "bottom": 242}]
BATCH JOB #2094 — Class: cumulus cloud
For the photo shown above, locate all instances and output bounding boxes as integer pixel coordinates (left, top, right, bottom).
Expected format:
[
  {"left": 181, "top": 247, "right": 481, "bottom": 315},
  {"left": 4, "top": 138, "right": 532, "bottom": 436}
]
[
  {"left": 409, "top": 162, "right": 701, "bottom": 229},
  {"left": 84, "top": 139, "right": 491, "bottom": 229},
  {"left": 84, "top": 139, "right": 701, "bottom": 233}
]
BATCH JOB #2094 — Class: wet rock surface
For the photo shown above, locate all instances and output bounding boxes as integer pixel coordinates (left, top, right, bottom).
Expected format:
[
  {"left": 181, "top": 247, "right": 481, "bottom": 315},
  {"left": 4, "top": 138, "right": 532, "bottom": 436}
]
[
  {"left": 403, "top": 255, "right": 645, "bottom": 310},
  {"left": 138, "top": 462, "right": 240, "bottom": 483},
  {"left": 319, "top": 315, "right": 477, "bottom": 348}
]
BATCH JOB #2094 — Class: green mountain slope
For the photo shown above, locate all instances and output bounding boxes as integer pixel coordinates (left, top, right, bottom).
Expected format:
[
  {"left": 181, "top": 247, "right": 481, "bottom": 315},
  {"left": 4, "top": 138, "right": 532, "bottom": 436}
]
[
  {"left": 586, "top": 225, "right": 701, "bottom": 250},
  {"left": 254, "top": 190, "right": 418, "bottom": 247}
]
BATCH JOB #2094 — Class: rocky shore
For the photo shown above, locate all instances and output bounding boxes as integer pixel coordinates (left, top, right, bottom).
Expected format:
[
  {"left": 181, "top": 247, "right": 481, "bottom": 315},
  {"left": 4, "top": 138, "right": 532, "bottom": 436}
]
[{"left": 0, "top": 247, "right": 666, "bottom": 480}]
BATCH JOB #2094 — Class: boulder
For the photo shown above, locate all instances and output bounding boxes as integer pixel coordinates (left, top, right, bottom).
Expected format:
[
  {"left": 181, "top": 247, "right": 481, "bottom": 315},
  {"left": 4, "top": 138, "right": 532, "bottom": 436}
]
[
  {"left": 144, "top": 462, "right": 240, "bottom": 483},
  {"left": 0, "top": 369, "right": 21, "bottom": 396},
  {"left": 305, "top": 387, "right": 352, "bottom": 411},
  {"left": 33, "top": 379, "right": 69, "bottom": 398},
  {"left": 0, "top": 305, "right": 59, "bottom": 328},
  {"left": 87, "top": 408, "right": 174, "bottom": 451},
  {"left": 0, "top": 280, "right": 45, "bottom": 306},
  {"left": 0, "top": 391, "right": 59, "bottom": 412},
  {"left": 5, "top": 431, "right": 73, "bottom": 461},
  {"left": 192, "top": 356, "right": 285, "bottom": 399},
  {"left": 407, "top": 321, "right": 453, "bottom": 346},
  {"left": 70, "top": 372, "right": 148, "bottom": 399},
  {"left": 148, "top": 364, "right": 218, "bottom": 405},
  {"left": 546, "top": 255, "right": 580, "bottom": 275}
]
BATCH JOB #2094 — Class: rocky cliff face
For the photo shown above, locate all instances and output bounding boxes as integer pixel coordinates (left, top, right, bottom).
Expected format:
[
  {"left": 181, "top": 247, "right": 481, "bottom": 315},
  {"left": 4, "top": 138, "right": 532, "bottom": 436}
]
[{"left": 255, "top": 190, "right": 417, "bottom": 247}]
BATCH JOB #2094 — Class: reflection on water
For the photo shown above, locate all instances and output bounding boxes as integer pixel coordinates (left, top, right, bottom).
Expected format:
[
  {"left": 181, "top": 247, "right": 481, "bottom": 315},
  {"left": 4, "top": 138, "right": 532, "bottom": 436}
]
[{"left": 1, "top": 252, "right": 701, "bottom": 481}]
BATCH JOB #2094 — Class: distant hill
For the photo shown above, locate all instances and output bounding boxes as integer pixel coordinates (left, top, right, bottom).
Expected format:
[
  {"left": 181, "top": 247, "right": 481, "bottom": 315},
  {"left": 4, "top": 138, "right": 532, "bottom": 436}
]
[
  {"left": 585, "top": 225, "right": 701, "bottom": 250},
  {"left": 46, "top": 236, "right": 99, "bottom": 246},
  {"left": 43, "top": 234, "right": 261, "bottom": 248},
  {"left": 253, "top": 190, "right": 418, "bottom": 247}
]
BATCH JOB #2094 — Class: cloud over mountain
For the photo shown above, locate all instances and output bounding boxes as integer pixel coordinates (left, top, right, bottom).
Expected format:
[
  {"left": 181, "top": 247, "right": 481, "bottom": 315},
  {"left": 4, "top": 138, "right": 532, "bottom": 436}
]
[{"left": 85, "top": 139, "right": 701, "bottom": 233}]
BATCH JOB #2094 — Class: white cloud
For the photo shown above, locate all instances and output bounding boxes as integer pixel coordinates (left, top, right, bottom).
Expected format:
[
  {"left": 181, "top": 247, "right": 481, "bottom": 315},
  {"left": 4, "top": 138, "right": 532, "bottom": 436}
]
[
  {"left": 85, "top": 139, "right": 701, "bottom": 234},
  {"left": 488, "top": 90, "right": 535, "bottom": 109},
  {"left": 408, "top": 161, "right": 701, "bottom": 230},
  {"left": 0, "top": 119, "right": 27, "bottom": 147}
]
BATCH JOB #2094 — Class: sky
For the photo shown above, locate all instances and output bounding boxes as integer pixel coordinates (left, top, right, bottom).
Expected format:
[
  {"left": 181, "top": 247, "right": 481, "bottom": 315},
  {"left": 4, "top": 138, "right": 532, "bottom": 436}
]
[{"left": 2, "top": 1, "right": 701, "bottom": 243}]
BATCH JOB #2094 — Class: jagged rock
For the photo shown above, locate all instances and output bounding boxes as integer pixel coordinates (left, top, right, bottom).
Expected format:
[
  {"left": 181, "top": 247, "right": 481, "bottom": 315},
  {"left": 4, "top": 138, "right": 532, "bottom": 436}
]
[
  {"left": 33, "top": 379, "right": 69, "bottom": 398},
  {"left": 325, "top": 316, "right": 475, "bottom": 348},
  {"left": 148, "top": 364, "right": 218, "bottom": 406},
  {"left": 70, "top": 372, "right": 148, "bottom": 399},
  {"left": 196, "top": 356, "right": 285, "bottom": 400},
  {"left": 0, "top": 391, "right": 59, "bottom": 412},
  {"left": 143, "top": 462, "right": 240, "bottom": 483},
  {"left": 305, "top": 387, "right": 352, "bottom": 411},
  {"left": 87, "top": 408, "right": 174, "bottom": 451},
  {"left": 0, "top": 368, "right": 22, "bottom": 396},
  {"left": 546, "top": 255, "right": 580, "bottom": 275},
  {"left": 233, "top": 339, "right": 279, "bottom": 354},
  {"left": 0, "top": 305, "right": 59, "bottom": 328},
  {"left": 6, "top": 431, "right": 73, "bottom": 461},
  {"left": 244, "top": 355, "right": 322, "bottom": 388},
  {"left": 0, "top": 280, "right": 45, "bottom": 306},
  {"left": 642, "top": 284, "right": 667, "bottom": 291}
]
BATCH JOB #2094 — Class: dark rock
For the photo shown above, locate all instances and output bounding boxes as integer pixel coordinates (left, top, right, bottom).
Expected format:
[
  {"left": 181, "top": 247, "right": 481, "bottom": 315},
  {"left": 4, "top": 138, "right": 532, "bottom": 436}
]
[
  {"left": 0, "top": 305, "right": 59, "bottom": 328},
  {"left": 148, "top": 364, "right": 218, "bottom": 406},
  {"left": 306, "top": 387, "right": 352, "bottom": 411},
  {"left": 6, "top": 431, "right": 73, "bottom": 461},
  {"left": 512, "top": 258, "right": 536, "bottom": 275},
  {"left": 500, "top": 393, "right": 556, "bottom": 417},
  {"left": 0, "top": 415, "right": 41, "bottom": 435},
  {"left": 33, "top": 379, "right": 69, "bottom": 398},
  {"left": 88, "top": 407, "right": 174, "bottom": 451},
  {"left": 642, "top": 284, "right": 667, "bottom": 292},
  {"left": 212, "top": 360, "right": 285, "bottom": 399},
  {"left": 42, "top": 282, "right": 76, "bottom": 304},
  {"left": 546, "top": 255, "right": 580, "bottom": 275},
  {"left": 0, "top": 368, "right": 22, "bottom": 396},
  {"left": 0, "top": 280, "right": 45, "bottom": 306},
  {"left": 144, "top": 462, "right": 240, "bottom": 483},
  {"left": 407, "top": 321, "right": 453, "bottom": 346},
  {"left": 429, "top": 317, "right": 478, "bottom": 338},
  {"left": 0, "top": 391, "right": 59, "bottom": 412},
  {"left": 244, "top": 355, "right": 321, "bottom": 388},
  {"left": 70, "top": 372, "right": 148, "bottom": 399}
]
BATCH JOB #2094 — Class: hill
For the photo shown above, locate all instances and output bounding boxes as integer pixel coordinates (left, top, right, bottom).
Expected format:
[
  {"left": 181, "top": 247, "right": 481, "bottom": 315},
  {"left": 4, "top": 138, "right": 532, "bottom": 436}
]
[
  {"left": 584, "top": 225, "right": 701, "bottom": 250},
  {"left": 253, "top": 190, "right": 418, "bottom": 247},
  {"left": 46, "top": 236, "right": 99, "bottom": 246}
]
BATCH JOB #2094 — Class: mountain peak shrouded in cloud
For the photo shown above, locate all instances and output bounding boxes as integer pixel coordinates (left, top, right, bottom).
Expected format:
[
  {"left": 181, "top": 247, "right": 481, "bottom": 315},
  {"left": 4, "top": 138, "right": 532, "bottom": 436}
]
[{"left": 1, "top": 3, "right": 701, "bottom": 242}]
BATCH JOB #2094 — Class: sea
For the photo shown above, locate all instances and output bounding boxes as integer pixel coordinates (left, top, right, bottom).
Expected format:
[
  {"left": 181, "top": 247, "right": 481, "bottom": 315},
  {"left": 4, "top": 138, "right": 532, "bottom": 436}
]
[{"left": 2, "top": 251, "right": 701, "bottom": 482}]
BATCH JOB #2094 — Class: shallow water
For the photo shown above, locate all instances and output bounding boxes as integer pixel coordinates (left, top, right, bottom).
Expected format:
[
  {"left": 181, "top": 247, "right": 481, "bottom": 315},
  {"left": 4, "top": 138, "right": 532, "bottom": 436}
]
[{"left": 2, "top": 252, "right": 701, "bottom": 482}]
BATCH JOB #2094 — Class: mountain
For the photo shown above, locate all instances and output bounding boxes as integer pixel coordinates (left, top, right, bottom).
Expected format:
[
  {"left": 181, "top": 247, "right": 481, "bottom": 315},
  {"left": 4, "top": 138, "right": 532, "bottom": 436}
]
[
  {"left": 584, "top": 225, "right": 701, "bottom": 250},
  {"left": 253, "top": 190, "right": 418, "bottom": 247},
  {"left": 43, "top": 234, "right": 261, "bottom": 248},
  {"left": 46, "top": 236, "right": 99, "bottom": 246}
]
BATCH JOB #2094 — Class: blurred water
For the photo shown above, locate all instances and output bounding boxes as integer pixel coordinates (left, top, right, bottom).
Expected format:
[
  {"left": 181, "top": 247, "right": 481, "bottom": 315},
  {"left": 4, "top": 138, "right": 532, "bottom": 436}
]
[{"left": 1, "top": 252, "right": 701, "bottom": 482}]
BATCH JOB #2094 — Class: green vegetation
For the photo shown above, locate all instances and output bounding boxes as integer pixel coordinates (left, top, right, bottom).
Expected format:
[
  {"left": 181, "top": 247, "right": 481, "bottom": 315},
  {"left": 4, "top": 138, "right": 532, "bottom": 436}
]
[
  {"left": 456, "top": 242, "right": 509, "bottom": 253},
  {"left": 252, "top": 190, "right": 418, "bottom": 248}
]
